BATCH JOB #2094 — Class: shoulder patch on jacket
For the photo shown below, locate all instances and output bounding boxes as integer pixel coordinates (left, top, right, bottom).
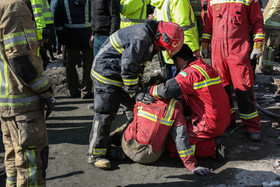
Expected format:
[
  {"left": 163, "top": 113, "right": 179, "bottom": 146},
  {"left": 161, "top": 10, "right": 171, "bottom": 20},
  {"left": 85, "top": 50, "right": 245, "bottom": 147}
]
[{"left": 179, "top": 71, "right": 188, "bottom": 77}]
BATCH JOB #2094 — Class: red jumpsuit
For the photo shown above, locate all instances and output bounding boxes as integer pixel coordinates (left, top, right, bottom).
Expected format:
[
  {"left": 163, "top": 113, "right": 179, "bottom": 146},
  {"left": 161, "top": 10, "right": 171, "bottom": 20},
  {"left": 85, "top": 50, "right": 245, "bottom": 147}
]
[
  {"left": 202, "top": 0, "right": 264, "bottom": 133},
  {"left": 149, "top": 57, "right": 231, "bottom": 158},
  {"left": 122, "top": 99, "right": 197, "bottom": 171}
]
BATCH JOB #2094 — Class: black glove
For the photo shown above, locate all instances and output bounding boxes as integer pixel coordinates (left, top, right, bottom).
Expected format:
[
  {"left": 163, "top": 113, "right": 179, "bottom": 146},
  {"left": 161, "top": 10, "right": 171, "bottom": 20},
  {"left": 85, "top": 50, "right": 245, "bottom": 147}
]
[
  {"left": 136, "top": 92, "right": 155, "bottom": 105},
  {"left": 191, "top": 166, "right": 211, "bottom": 176},
  {"left": 44, "top": 96, "right": 56, "bottom": 118}
]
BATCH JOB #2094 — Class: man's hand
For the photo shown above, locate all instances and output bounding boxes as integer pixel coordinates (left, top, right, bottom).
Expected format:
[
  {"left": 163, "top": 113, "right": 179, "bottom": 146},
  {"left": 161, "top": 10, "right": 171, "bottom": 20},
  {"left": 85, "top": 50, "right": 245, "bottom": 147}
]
[
  {"left": 250, "top": 42, "right": 264, "bottom": 60},
  {"left": 89, "top": 35, "right": 94, "bottom": 48},
  {"left": 201, "top": 42, "right": 209, "bottom": 58},
  {"left": 191, "top": 166, "right": 211, "bottom": 176},
  {"left": 44, "top": 96, "right": 56, "bottom": 118},
  {"left": 193, "top": 50, "right": 200, "bottom": 58},
  {"left": 136, "top": 92, "right": 155, "bottom": 105}
]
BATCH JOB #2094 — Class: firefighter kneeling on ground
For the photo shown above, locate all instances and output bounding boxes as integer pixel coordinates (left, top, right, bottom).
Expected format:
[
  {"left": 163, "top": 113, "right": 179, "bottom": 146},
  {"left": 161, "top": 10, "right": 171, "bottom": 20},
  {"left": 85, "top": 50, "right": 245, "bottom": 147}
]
[{"left": 119, "top": 44, "right": 231, "bottom": 175}]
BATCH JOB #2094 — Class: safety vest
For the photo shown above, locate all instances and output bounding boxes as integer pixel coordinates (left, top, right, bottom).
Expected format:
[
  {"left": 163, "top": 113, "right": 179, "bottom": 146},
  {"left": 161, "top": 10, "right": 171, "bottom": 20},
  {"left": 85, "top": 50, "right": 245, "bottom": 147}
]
[
  {"left": 120, "top": 0, "right": 150, "bottom": 28},
  {"left": 30, "top": 0, "right": 46, "bottom": 29},
  {"left": 263, "top": 0, "right": 280, "bottom": 29},
  {"left": 42, "top": 0, "right": 54, "bottom": 25},
  {"left": 61, "top": 0, "right": 91, "bottom": 29},
  {"left": 151, "top": 0, "right": 199, "bottom": 64},
  {"left": 124, "top": 99, "right": 193, "bottom": 154}
]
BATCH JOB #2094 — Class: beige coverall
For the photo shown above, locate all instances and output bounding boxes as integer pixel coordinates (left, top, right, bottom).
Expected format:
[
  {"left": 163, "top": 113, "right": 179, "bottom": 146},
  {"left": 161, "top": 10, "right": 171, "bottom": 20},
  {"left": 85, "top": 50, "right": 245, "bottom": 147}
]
[
  {"left": 259, "top": 0, "right": 280, "bottom": 74},
  {"left": 0, "top": 0, "right": 53, "bottom": 186}
]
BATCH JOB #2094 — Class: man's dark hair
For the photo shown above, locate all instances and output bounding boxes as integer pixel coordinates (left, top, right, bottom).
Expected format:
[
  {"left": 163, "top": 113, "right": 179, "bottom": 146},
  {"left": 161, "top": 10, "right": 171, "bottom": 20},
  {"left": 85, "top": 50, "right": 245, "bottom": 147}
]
[{"left": 172, "top": 44, "right": 193, "bottom": 62}]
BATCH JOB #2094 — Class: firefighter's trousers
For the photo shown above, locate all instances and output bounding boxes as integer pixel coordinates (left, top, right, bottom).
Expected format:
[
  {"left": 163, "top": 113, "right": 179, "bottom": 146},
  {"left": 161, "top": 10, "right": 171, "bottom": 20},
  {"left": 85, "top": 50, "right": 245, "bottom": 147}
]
[
  {"left": 211, "top": 38, "right": 261, "bottom": 133},
  {"left": 88, "top": 80, "right": 135, "bottom": 158},
  {"left": 1, "top": 110, "right": 48, "bottom": 187}
]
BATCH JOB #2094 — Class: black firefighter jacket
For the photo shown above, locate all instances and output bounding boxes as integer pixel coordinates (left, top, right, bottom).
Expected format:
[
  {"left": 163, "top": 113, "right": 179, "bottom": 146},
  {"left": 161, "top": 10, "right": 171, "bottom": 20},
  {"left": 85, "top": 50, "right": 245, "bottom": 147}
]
[
  {"left": 91, "top": 0, "right": 120, "bottom": 36},
  {"left": 91, "top": 19, "right": 159, "bottom": 97},
  {"left": 54, "top": 0, "right": 92, "bottom": 48}
]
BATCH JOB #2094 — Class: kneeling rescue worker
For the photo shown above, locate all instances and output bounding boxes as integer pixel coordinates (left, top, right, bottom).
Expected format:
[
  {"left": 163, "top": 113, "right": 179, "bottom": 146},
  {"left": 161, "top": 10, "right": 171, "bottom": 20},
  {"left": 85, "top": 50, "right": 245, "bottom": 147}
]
[
  {"left": 122, "top": 97, "right": 211, "bottom": 176},
  {"left": 128, "top": 44, "right": 231, "bottom": 172}
]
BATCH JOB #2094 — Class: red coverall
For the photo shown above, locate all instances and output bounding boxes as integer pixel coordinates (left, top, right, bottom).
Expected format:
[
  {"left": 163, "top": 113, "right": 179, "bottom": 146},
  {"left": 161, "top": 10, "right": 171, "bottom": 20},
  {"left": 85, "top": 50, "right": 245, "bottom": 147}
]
[
  {"left": 149, "top": 57, "right": 231, "bottom": 158},
  {"left": 123, "top": 99, "right": 197, "bottom": 171},
  {"left": 202, "top": 0, "right": 264, "bottom": 133}
]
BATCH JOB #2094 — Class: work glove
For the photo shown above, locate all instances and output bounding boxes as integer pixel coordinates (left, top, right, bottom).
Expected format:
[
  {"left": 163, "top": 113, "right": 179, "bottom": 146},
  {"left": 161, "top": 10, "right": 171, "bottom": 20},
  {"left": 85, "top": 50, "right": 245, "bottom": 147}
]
[
  {"left": 201, "top": 42, "right": 209, "bottom": 58},
  {"left": 44, "top": 96, "right": 56, "bottom": 118},
  {"left": 191, "top": 166, "right": 211, "bottom": 176},
  {"left": 250, "top": 42, "right": 264, "bottom": 60},
  {"left": 136, "top": 92, "right": 155, "bottom": 105}
]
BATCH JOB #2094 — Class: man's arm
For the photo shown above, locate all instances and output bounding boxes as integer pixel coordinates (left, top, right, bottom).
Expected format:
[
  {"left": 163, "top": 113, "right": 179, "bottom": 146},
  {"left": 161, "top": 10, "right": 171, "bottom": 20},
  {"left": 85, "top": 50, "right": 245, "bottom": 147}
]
[
  {"left": 149, "top": 78, "right": 182, "bottom": 99},
  {"left": 109, "top": 0, "right": 120, "bottom": 34},
  {"left": 2, "top": 3, "right": 53, "bottom": 99},
  {"left": 171, "top": 102, "right": 210, "bottom": 176}
]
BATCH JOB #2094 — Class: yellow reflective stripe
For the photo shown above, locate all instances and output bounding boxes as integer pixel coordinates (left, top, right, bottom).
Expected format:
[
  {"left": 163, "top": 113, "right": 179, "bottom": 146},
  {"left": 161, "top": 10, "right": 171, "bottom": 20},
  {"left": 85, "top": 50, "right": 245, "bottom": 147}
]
[
  {"left": 210, "top": 0, "right": 250, "bottom": 6},
  {"left": 4, "top": 30, "right": 37, "bottom": 49},
  {"left": 202, "top": 33, "right": 211, "bottom": 40},
  {"left": 253, "top": 33, "right": 265, "bottom": 40},
  {"left": 29, "top": 72, "right": 50, "bottom": 91},
  {"left": 6, "top": 173, "right": 16, "bottom": 184},
  {"left": 193, "top": 76, "right": 221, "bottom": 89},
  {"left": 178, "top": 145, "right": 196, "bottom": 157},
  {"left": 123, "top": 77, "right": 139, "bottom": 86},
  {"left": 0, "top": 95, "right": 41, "bottom": 107},
  {"left": 93, "top": 148, "right": 107, "bottom": 155},
  {"left": 263, "top": 60, "right": 274, "bottom": 66},
  {"left": 165, "top": 99, "right": 176, "bottom": 120},
  {"left": 191, "top": 65, "right": 210, "bottom": 80},
  {"left": 26, "top": 149, "right": 37, "bottom": 186},
  {"left": 239, "top": 111, "right": 259, "bottom": 120},
  {"left": 0, "top": 55, "right": 9, "bottom": 95},
  {"left": 91, "top": 70, "right": 124, "bottom": 87},
  {"left": 160, "top": 99, "right": 177, "bottom": 126},
  {"left": 152, "top": 85, "right": 162, "bottom": 99},
  {"left": 231, "top": 107, "right": 235, "bottom": 114},
  {"left": 137, "top": 109, "right": 158, "bottom": 122},
  {"left": 160, "top": 118, "right": 174, "bottom": 126},
  {"left": 110, "top": 34, "right": 124, "bottom": 54},
  {"left": 266, "top": 0, "right": 280, "bottom": 24},
  {"left": 36, "top": 29, "right": 43, "bottom": 40}
]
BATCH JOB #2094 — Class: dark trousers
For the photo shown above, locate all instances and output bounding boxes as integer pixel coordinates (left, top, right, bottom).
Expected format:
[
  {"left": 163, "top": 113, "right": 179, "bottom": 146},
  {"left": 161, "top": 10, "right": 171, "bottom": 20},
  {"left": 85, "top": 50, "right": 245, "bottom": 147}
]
[
  {"left": 88, "top": 80, "right": 135, "bottom": 158},
  {"left": 65, "top": 47, "right": 93, "bottom": 97}
]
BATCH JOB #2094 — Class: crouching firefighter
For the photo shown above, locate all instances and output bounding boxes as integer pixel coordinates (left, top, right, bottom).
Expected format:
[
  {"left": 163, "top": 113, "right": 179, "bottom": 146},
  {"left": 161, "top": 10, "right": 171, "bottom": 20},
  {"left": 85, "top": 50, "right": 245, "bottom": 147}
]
[
  {"left": 122, "top": 98, "right": 211, "bottom": 176},
  {"left": 146, "top": 44, "right": 231, "bottom": 161},
  {"left": 0, "top": 0, "right": 55, "bottom": 186}
]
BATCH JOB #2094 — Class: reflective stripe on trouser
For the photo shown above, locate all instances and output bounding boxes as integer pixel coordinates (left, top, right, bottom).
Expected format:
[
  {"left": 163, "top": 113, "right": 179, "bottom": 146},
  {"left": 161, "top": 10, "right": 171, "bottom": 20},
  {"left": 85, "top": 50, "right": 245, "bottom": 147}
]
[
  {"left": 1, "top": 110, "right": 48, "bottom": 187},
  {"left": 211, "top": 38, "right": 260, "bottom": 132},
  {"left": 235, "top": 89, "right": 261, "bottom": 133},
  {"left": 88, "top": 80, "right": 135, "bottom": 157}
]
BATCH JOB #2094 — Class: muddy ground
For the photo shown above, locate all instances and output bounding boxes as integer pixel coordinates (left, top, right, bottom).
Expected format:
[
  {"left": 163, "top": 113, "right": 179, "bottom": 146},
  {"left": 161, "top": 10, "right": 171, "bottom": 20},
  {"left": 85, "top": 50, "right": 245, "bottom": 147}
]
[{"left": 0, "top": 54, "right": 280, "bottom": 187}]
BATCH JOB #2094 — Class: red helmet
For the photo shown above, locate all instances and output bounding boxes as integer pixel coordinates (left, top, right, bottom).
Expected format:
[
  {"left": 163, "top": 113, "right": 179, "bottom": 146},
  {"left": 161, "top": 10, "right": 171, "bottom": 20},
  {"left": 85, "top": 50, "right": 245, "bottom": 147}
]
[{"left": 154, "top": 21, "right": 184, "bottom": 57}]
